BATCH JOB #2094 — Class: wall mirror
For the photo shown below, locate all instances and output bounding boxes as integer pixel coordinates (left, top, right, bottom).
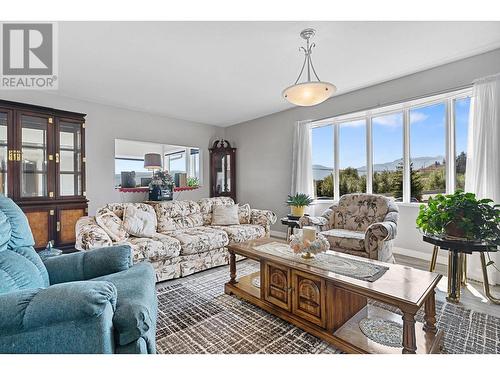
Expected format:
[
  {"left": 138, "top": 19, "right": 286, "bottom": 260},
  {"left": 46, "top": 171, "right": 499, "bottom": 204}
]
[{"left": 114, "top": 139, "right": 201, "bottom": 188}]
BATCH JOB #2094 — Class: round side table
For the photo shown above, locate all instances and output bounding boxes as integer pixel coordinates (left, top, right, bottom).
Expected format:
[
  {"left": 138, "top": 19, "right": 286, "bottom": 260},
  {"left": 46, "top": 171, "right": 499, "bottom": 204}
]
[
  {"left": 423, "top": 234, "right": 499, "bottom": 304},
  {"left": 280, "top": 216, "right": 301, "bottom": 241}
]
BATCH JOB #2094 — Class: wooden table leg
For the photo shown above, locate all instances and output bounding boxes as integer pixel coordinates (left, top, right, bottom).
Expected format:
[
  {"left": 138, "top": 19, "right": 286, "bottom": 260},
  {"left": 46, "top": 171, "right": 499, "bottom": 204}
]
[
  {"left": 402, "top": 312, "right": 417, "bottom": 354},
  {"left": 423, "top": 289, "right": 437, "bottom": 334},
  {"left": 480, "top": 252, "right": 500, "bottom": 305},
  {"left": 429, "top": 245, "right": 439, "bottom": 272},
  {"left": 229, "top": 250, "right": 237, "bottom": 284},
  {"left": 460, "top": 253, "right": 467, "bottom": 287},
  {"left": 446, "top": 250, "right": 461, "bottom": 303}
]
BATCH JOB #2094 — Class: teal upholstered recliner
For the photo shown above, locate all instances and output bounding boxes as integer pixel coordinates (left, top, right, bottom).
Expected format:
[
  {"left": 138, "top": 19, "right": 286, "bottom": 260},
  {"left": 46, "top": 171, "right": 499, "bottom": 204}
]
[{"left": 0, "top": 195, "right": 157, "bottom": 354}]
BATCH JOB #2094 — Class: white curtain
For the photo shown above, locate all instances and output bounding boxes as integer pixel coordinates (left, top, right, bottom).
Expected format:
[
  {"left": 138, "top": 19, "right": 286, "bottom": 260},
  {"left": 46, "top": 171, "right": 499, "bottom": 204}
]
[
  {"left": 291, "top": 120, "right": 314, "bottom": 197},
  {"left": 465, "top": 73, "right": 500, "bottom": 285}
]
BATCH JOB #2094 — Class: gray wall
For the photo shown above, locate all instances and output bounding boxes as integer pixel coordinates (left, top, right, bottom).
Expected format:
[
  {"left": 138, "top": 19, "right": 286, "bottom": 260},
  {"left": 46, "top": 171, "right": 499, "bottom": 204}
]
[
  {"left": 224, "top": 48, "right": 500, "bottom": 258},
  {"left": 0, "top": 91, "right": 224, "bottom": 214}
]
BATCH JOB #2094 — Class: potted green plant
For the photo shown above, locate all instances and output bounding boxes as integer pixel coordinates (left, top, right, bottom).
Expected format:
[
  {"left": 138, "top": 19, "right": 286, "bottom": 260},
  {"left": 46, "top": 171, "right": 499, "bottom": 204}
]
[
  {"left": 286, "top": 193, "right": 314, "bottom": 217},
  {"left": 416, "top": 190, "right": 500, "bottom": 247}
]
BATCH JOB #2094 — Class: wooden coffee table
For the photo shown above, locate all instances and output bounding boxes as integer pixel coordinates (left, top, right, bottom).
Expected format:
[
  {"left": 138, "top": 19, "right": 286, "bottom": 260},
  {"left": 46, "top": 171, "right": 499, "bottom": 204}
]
[{"left": 225, "top": 238, "right": 444, "bottom": 354}]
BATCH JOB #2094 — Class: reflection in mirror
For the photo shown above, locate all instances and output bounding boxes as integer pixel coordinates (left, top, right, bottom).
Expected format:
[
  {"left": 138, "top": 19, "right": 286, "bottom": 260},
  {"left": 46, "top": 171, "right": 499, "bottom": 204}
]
[{"left": 114, "top": 139, "right": 202, "bottom": 188}]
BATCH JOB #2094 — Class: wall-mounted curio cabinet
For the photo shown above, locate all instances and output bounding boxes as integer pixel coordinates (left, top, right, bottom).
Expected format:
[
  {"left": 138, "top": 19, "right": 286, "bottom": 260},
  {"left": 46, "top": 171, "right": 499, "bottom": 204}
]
[
  {"left": 209, "top": 139, "right": 236, "bottom": 202},
  {"left": 0, "top": 100, "right": 87, "bottom": 251}
]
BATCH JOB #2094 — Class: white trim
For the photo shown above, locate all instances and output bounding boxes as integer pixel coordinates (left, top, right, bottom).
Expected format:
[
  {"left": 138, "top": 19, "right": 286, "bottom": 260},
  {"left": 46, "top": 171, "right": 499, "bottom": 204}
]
[
  {"left": 403, "top": 109, "right": 411, "bottom": 203},
  {"left": 366, "top": 117, "right": 373, "bottom": 193}
]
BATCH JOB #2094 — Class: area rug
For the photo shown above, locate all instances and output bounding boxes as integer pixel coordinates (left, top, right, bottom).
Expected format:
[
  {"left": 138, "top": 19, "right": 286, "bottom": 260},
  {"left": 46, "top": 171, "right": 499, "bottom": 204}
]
[{"left": 155, "top": 260, "right": 500, "bottom": 354}]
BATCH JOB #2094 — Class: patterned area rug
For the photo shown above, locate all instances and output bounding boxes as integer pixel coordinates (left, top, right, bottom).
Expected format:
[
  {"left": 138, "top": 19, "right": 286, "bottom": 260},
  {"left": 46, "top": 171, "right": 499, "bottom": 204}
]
[{"left": 156, "top": 260, "right": 500, "bottom": 354}]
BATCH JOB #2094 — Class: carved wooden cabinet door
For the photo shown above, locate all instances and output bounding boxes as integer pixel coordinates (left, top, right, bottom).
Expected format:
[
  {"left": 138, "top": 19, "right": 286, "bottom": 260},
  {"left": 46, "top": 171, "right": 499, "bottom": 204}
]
[
  {"left": 263, "top": 261, "right": 292, "bottom": 311},
  {"left": 291, "top": 270, "right": 327, "bottom": 328}
]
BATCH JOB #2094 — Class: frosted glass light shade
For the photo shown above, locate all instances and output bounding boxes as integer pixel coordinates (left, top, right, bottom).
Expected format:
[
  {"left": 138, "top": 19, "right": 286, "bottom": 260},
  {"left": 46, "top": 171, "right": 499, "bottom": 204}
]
[
  {"left": 282, "top": 82, "right": 336, "bottom": 106},
  {"left": 144, "top": 153, "right": 162, "bottom": 170}
]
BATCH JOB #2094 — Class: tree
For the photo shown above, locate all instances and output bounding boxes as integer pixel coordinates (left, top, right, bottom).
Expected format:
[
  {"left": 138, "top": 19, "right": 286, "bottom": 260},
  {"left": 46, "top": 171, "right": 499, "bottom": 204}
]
[
  {"left": 426, "top": 169, "right": 445, "bottom": 191},
  {"left": 373, "top": 170, "right": 392, "bottom": 194},
  {"left": 317, "top": 174, "right": 333, "bottom": 198},
  {"left": 339, "top": 167, "right": 363, "bottom": 195},
  {"left": 456, "top": 151, "right": 467, "bottom": 175},
  {"left": 391, "top": 161, "right": 423, "bottom": 201}
]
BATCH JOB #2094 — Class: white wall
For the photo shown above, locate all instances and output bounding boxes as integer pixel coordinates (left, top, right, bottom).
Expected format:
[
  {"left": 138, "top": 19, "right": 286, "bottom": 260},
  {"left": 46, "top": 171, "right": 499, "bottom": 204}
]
[
  {"left": 225, "top": 48, "right": 500, "bottom": 261},
  {"left": 0, "top": 92, "right": 224, "bottom": 214}
]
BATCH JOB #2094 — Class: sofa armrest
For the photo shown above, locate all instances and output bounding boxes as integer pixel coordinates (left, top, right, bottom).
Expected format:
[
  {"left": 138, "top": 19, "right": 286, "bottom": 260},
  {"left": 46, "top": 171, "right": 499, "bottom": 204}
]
[
  {"left": 75, "top": 216, "right": 113, "bottom": 250},
  {"left": 0, "top": 281, "right": 117, "bottom": 336},
  {"left": 299, "top": 215, "right": 331, "bottom": 232},
  {"left": 364, "top": 221, "right": 397, "bottom": 256},
  {"left": 44, "top": 245, "right": 133, "bottom": 285},
  {"left": 250, "top": 209, "right": 277, "bottom": 233}
]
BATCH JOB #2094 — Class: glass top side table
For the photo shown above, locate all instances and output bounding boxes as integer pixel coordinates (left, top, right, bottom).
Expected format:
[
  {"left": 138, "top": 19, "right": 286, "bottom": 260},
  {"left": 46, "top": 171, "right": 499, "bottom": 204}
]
[{"left": 423, "top": 234, "right": 499, "bottom": 305}]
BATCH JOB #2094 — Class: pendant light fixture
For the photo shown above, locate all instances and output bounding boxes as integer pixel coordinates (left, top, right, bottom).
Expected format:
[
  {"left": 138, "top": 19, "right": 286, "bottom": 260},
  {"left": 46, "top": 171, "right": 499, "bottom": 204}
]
[{"left": 282, "top": 28, "right": 336, "bottom": 106}]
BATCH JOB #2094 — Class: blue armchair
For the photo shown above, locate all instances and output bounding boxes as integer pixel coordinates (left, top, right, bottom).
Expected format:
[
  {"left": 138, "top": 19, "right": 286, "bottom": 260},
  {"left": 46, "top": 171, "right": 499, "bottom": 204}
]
[{"left": 0, "top": 196, "right": 157, "bottom": 354}]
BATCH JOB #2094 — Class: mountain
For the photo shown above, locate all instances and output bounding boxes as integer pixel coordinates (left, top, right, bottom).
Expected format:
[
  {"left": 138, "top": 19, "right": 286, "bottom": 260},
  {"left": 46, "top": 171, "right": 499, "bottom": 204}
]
[
  {"left": 358, "top": 156, "right": 445, "bottom": 173},
  {"left": 313, "top": 155, "right": 445, "bottom": 180}
]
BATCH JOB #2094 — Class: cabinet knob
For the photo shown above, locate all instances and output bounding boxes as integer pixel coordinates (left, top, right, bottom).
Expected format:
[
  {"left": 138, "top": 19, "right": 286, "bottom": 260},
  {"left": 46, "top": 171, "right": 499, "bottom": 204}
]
[{"left": 55, "top": 153, "right": 59, "bottom": 163}]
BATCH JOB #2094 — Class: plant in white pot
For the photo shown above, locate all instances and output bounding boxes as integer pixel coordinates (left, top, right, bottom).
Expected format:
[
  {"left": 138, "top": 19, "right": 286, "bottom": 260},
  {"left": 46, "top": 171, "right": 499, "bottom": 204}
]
[{"left": 286, "top": 193, "right": 314, "bottom": 217}]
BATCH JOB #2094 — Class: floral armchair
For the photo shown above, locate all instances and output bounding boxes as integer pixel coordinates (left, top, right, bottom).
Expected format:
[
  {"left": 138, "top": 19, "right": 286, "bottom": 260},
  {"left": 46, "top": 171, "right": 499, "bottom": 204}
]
[{"left": 299, "top": 194, "right": 398, "bottom": 263}]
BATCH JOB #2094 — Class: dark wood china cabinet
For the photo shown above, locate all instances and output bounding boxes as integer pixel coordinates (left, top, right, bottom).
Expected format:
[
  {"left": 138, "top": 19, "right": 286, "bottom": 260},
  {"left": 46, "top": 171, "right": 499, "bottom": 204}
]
[
  {"left": 0, "top": 100, "right": 87, "bottom": 251},
  {"left": 209, "top": 139, "right": 236, "bottom": 202}
]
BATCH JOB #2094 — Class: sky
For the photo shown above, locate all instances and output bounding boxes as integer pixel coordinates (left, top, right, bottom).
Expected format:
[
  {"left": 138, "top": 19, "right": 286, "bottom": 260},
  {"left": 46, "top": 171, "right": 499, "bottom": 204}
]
[{"left": 312, "top": 97, "right": 470, "bottom": 169}]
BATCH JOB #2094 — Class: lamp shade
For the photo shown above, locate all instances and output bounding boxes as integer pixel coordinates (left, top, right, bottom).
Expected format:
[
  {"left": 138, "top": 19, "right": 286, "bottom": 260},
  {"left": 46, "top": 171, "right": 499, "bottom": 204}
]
[
  {"left": 282, "top": 82, "right": 336, "bottom": 106},
  {"left": 144, "top": 153, "right": 162, "bottom": 170}
]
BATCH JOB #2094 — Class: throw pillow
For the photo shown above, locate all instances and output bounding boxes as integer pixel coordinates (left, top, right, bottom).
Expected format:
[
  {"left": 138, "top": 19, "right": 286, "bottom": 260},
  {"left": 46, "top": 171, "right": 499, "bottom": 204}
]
[
  {"left": 211, "top": 204, "right": 240, "bottom": 226},
  {"left": 96, "top": 208, "right": 128, "bottom": 242},
  {"left": 122, "top": 204, "right": 157, "bottom": 238},
  {"left": 238, "top": 203, "right": 251, "bottom": 224}
]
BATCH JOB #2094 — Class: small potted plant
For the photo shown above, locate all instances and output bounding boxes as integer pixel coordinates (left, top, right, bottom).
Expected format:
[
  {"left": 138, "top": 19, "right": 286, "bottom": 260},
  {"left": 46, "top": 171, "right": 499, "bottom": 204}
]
[
  {"left": 286, "top": 193, "right": 314, "bottom": 218},
  {"left": 416, "top": 190, "right": 500, "bottom": 247},
  {"left": 187, "top": 177, "right": 200, "bottom": 188}
]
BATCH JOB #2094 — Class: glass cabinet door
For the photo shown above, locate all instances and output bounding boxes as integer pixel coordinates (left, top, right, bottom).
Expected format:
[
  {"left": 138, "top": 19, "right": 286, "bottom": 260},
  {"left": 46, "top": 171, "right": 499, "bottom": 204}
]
[
  {"left": 215, "top": 153, "right": 231, "bottom": 194},
  {"left": 19, "top": 114, "right": 50, "bottom": 198},
  {"left": 57, "top": 120, "right": 83, "bottom": 197},
  {"left": 0, "top": 112, "right": 9, "bottom": 195}
]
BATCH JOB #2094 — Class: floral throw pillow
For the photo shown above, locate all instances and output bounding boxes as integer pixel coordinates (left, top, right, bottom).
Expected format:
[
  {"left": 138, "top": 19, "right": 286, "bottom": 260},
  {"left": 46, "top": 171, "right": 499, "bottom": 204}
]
[
  {"left": 122, "top": 203, "right": 157, "bottom": 238},
  {"left": 95, "top": 208, "right": 128, "bottom": 242},
  {"left": 238, "top": 203, "right": 251, "bottom": 224}
]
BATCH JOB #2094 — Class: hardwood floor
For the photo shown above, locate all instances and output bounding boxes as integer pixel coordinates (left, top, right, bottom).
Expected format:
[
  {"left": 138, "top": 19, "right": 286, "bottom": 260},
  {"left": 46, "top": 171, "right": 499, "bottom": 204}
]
[{"left": 394, "top": 253, "right": 500, "bottom": 318}]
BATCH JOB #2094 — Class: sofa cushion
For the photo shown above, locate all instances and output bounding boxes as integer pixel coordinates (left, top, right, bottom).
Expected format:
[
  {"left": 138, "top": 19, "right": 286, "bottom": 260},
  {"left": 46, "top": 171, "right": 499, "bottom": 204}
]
[
  {"left": 166, "top": 227, "right": 229, "bottom": 255},
  {"left": 97, "top": 203, "right": 127, "bottom": 219},
  {"left": 210, "top": 224, "right": 265, "bottom": 243},
  {"left": 321, "top": 229, "right": 365, "bottom": 251},
  {"left": 0, "top": 246, "right": 50, "bottom": 294},
  {"left": 211, "top": 204, "right": 239, "bottom": 226},
  {"left": 198, "top": 197, "right": 235, "bottom": 225},
  {"left": 335, "top": 194, "right": 389, "bottom": 231},
  {"left": 123, "top": 233, "right": 181, "bottom": 263},
  {"left": 0, "top": 195, "right": 35, "bottom": 249},
  {"left": 96, "top": 208, "right": 128, "bottom": 242},
  {"left": 238, "top": 204, "right": 251, "bottom": 224},
  {"left": 0, "top": 210, "right": 11, "bottom": 252},
  {"left": 123, "top": 204, "right": 157, "bottom": 238},
  {"left": 154, "top": 200, "right": 203, "bottom": 232}
]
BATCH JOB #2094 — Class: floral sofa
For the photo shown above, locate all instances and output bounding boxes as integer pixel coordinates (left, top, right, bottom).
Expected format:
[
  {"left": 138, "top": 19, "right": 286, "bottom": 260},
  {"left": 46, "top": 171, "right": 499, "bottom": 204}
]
[
  {"left": 76, "top": 197, "right": 276, "bottom": 282},
  {"left": 299, "top": 193, "right": 398, "bottom": 263}
]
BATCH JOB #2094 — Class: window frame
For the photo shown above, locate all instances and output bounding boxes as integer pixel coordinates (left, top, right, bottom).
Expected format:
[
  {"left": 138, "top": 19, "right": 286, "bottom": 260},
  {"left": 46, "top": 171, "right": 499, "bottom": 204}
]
[{"left": 310, "top": 88, "right": 472, "bottom": 204}]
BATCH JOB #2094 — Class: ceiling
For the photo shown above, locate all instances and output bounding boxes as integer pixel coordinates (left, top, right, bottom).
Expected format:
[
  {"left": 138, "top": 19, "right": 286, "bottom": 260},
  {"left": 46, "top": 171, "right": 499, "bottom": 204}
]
[{"left": 57, "top": 21, "right": 500, "bottom": 126}]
